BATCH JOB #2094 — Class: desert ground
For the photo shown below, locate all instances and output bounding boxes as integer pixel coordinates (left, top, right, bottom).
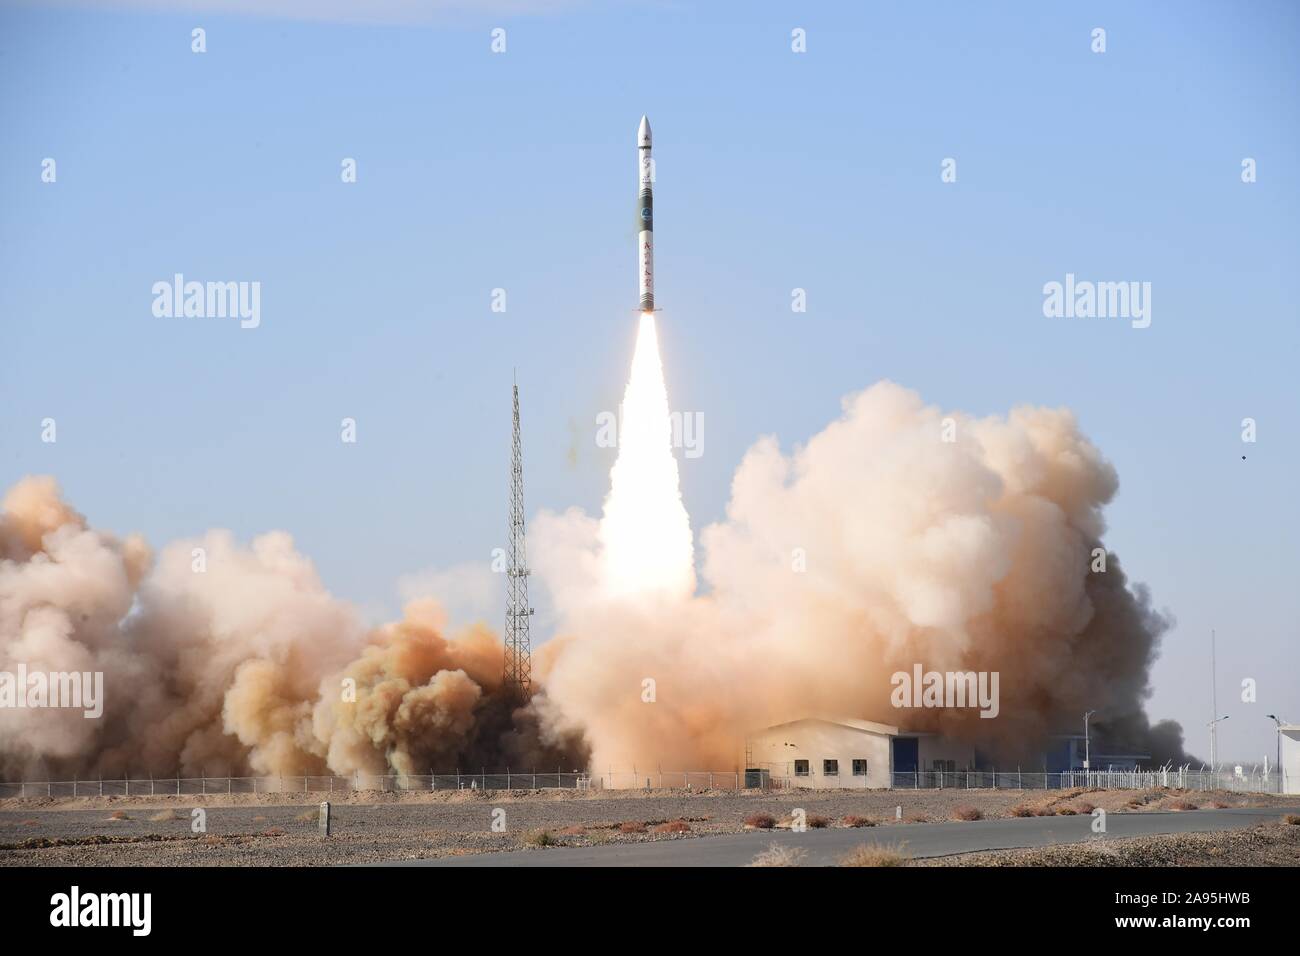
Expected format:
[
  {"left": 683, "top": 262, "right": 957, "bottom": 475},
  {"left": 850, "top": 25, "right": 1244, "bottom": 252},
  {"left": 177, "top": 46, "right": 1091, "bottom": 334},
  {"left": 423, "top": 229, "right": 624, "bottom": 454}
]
[{"left": 2, "top": 785, "right": 1296, "bottom": 866}]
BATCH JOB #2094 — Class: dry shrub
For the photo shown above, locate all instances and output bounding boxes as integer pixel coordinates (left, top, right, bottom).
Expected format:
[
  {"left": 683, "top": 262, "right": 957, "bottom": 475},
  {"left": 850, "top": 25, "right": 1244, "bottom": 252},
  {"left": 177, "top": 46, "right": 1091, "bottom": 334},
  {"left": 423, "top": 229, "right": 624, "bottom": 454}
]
[
  {"left": 745, "top": 813, "right": 776, "bottom": 830},
  {"left": 653, "top": 820, "right": 691, "bottom": 834},
  {"left": 1282, "top": 814, "right": 1300, "bottom": 826},
  {"left": 1074, "top": 801, "right": 1095, "bottom": 814},
  {"left": 903, "top": 813, "right": 929, "bottom": 824},
  {"left": 1205, "top": 801, "right": 1228, "bottom": 809},
  {"left": 839, "top": 842, "right": 909, "bottom": 867},
  {"left": 523, "top": 829, "right": 556, "bottom": 846},
  {"left": 618, "top": 820, "right": 647, "bottom": 834},
  {"left": 1056, "top": 807, "right": 1077, "bottom": 816},
  {"left": 1009, "top": 804, "right": 1035, "bottom": 818},
  {"left": 952, "top": 805, "right": 983, "bottom": 821},
  {"left": 1165, "top": 799, "right": 1197, "bottom": 812},
  {"left": 148, "top": 809, "right": 178, "bottom": 822},
  {"left": 806, "top": 814, "right": 831, "bottom": 829},
  {"left": 108, "top": 810, "right": 130, "bottom": 821},
  {"left": 841, "top": 815, "right": 877, "bottom": 828},
  {"left": 749, "top": 843, "right": 806, "bottom": 867}
]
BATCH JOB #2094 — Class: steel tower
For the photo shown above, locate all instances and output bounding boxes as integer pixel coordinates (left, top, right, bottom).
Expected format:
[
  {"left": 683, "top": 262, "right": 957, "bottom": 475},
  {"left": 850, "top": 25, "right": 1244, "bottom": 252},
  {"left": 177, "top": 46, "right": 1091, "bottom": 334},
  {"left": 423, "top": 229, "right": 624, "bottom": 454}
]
[{"left": 503, "top": 381, "right": 533, "bottom": 698}]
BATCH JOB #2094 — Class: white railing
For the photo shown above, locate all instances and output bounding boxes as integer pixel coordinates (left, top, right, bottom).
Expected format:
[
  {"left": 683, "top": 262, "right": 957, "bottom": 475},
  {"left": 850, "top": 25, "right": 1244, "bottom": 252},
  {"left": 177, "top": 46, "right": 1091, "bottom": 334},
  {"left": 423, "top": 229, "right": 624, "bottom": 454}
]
[{"left": 883, "top": 767, "right": 1284, "bottom": 794}]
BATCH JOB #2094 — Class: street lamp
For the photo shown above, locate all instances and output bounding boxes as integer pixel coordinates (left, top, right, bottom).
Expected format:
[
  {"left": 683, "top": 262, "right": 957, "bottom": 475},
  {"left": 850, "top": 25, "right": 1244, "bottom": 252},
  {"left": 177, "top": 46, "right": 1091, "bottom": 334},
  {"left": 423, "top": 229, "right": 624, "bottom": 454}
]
[
  {"left": 1267, "top": 715, "right": 1286, "bottom": 793},
  {"left": 1208, "top": 715, "right": 1230, "bottom": 771},
  {"left": 1083, "top": 710, "right": 1097, "bottom": 772}
]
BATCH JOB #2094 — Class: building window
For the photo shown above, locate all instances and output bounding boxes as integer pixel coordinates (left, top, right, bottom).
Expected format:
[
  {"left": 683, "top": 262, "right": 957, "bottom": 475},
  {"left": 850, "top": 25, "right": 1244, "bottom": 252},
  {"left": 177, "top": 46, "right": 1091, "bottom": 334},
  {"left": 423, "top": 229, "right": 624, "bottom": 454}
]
[
  {"left": 823, "top": 759, "right": 839, "bottom": 776},
  {"left": 794, "top": 759, "right": 809, "bottom": 776},
  {"left": 852, "top": 759, "right": 868, "bottom": 776}
]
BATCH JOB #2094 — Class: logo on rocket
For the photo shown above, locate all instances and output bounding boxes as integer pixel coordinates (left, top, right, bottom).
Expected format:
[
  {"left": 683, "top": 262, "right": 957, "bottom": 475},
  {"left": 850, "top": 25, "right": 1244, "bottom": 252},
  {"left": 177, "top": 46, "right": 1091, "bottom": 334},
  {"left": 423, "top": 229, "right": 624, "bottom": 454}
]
[{"left": 636, "top": 115, "right": 655, "bottom": 313}]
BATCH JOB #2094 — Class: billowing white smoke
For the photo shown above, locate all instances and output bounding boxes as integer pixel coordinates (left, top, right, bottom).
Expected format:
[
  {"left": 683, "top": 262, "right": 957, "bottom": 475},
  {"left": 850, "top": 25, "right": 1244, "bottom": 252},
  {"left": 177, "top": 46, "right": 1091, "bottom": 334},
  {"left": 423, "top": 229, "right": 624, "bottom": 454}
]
[
  {"left": 0, "top": 370, "right": 1183, "bottom": 779},
  {"left": 532, "top": 377, "right": 1182, "bottom": 772}
]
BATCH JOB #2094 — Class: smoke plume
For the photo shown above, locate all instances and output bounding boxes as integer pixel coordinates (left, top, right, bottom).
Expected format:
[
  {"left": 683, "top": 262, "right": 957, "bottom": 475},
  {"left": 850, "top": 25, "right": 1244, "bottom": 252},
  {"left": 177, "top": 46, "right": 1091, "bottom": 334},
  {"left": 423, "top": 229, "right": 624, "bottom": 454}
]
[
  {"left": 0, "top": 477, "right": 581, "bottom": 779},
  {"left": 531, "top": 378, "right": 1185, "bottom": 771},
  {"left": 0, "top": 378, "right": 1185, "bottom": 779}
]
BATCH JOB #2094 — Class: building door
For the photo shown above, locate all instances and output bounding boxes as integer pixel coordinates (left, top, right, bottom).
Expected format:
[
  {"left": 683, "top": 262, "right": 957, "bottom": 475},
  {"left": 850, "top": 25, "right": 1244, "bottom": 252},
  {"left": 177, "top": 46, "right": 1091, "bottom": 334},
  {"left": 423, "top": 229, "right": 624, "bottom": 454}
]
[{"left": 892, "top": 737, "right": 919, "bottom": 773}]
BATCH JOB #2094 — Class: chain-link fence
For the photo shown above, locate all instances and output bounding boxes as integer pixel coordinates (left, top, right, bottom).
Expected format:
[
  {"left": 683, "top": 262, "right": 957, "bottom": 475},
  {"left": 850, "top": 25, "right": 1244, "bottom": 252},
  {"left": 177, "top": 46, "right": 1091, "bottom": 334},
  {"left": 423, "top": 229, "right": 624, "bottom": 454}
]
[
  {"left": 0, "top": 772, "right": 589, "bottom": 798},
  {"left": 887, "top": 768, "right": 1285, "bottom": 793},
  {"left": 0, "top": 766, "right": 1285, "bottom": 799}
]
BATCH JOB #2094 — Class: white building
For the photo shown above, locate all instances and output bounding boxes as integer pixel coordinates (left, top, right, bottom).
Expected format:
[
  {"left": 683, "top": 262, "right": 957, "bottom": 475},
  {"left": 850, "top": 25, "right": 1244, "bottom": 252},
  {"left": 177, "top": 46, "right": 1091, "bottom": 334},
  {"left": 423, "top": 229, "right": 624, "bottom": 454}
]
[
  {"left": 744, "top": 717, "right": 901, "bottom": 789},
  {"left": 1281, "top": 724, "right": 1300, "bottom": 794},
  {"left": 743, "top": 717, "right": 1140, "bottom": 789}
]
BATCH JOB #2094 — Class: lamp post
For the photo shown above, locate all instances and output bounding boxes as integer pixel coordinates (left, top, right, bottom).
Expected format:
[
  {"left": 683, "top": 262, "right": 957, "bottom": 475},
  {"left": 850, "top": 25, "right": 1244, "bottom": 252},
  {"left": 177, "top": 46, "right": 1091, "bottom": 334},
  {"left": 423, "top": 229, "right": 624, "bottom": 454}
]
[
  {"left": 1208, "top": 715, "right": 1230, "bottom": 771},
  {"left": 1267, "top": 715, "right": 1285, "bottom": 793},
  {"left": 1083, "top": 710, "right": 1097, "bottom": 774}
]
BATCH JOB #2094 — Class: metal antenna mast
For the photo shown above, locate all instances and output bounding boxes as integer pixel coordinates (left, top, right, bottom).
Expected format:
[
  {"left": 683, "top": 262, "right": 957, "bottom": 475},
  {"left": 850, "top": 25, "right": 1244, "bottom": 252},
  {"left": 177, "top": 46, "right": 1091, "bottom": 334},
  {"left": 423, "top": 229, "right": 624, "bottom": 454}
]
[{"left": 503, "top": 379, "right": 533, "bottom": 698}]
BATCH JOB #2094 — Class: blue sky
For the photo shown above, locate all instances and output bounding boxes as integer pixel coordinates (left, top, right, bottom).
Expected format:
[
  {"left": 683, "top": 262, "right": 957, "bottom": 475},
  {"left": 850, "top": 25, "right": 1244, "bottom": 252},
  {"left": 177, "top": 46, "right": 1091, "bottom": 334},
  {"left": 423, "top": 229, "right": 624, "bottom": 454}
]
[{"left": 1, "top": 0, "right": 1297, "bottom": 762}]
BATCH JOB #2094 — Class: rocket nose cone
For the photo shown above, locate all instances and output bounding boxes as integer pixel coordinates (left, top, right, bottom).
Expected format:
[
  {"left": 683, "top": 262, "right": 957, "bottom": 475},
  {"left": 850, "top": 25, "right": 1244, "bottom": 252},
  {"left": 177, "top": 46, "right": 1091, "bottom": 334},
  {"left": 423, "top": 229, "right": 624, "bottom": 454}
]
[{"left": 638, "top": 115, "right": 652, "bottom": 147}]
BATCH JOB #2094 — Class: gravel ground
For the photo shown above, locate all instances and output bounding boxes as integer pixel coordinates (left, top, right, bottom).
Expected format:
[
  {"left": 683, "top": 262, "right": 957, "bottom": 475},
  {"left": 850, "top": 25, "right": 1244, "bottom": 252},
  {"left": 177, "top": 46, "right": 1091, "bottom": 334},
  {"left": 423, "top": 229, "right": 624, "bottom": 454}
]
[
  {"left": 917, "top": 819, "right": 1300, "bottom": 866},
  {"left": 0, "top": 787, "right": 1291, "bottom": 867}
]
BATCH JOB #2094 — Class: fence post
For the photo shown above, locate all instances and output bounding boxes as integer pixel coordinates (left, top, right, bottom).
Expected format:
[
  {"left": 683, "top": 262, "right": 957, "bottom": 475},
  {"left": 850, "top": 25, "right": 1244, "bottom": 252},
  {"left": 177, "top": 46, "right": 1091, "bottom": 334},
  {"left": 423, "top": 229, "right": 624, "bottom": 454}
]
[{"left": 507, "top": 767, "right": 511, "bottom": 790}]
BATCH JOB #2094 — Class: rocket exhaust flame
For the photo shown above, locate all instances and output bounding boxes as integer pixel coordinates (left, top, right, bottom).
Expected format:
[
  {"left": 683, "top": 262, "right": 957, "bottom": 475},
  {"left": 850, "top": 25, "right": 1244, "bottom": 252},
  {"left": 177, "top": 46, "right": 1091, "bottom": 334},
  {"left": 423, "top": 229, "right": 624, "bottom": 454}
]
[{"left": 597, "top": 313, "right": 695, "bottom": 601}]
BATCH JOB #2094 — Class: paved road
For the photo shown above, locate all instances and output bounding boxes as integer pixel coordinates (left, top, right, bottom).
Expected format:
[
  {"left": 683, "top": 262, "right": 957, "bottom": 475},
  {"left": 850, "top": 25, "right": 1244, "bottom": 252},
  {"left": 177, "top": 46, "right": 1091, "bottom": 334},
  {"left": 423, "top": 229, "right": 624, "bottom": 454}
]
[{"left": 392, "top": 807, "right": 1299, "bottom": 867}]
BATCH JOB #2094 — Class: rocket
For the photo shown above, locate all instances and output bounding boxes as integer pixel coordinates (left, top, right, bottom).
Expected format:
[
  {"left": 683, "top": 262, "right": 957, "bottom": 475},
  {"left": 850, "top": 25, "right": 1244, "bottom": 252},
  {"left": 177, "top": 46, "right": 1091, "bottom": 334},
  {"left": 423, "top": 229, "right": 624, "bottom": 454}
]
[{"left": 637, "top": 115, "right": 655, "bottom": 312}]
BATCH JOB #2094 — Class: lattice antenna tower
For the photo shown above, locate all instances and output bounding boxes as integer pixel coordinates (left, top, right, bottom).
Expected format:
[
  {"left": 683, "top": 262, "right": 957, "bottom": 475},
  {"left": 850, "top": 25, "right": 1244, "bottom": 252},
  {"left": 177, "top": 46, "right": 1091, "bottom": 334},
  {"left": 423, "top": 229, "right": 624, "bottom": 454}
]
[{"left": 503, "top": 379, "right": 534, "bottom": 698}]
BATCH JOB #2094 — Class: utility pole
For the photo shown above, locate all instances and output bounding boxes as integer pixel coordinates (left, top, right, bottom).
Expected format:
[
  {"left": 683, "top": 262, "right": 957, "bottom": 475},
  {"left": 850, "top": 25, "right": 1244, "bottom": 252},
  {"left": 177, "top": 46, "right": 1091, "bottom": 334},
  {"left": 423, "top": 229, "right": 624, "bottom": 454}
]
[
  {"left": 1208, "top": 714, "right": 1229, "bottom": 771},
  {"left": 502, "top": 378, "right": 534, "bottom": 699},
  {"left": 1209, "top": 629, "right": 1220, "bottom": 769},
  {"left": 1084, "top": 710, "right": 1096, "bottom": 772},
  {"left": 1267, "top": 715, "right": 1285, "bottom": 793}
]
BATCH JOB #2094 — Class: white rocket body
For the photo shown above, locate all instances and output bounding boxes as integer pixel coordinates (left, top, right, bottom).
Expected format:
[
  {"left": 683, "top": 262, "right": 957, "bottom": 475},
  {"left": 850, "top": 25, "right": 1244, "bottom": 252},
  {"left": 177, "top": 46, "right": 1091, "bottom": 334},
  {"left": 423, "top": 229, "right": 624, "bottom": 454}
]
[{"left": 637, "top": 115, "right": 654, "bottom": 312}]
